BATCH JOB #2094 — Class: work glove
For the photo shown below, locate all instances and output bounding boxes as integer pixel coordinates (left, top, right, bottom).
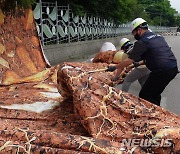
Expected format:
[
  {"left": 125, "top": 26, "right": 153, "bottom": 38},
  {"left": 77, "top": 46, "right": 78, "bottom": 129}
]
[
  {"left": 113, "top": 76, "right": 119, "bottom": 82},
  {"left": 133, "top": 62, "right": 140, "bottom": 68},
  {"left": 106, "top": 66, "right": 116, "bottom": 72}
]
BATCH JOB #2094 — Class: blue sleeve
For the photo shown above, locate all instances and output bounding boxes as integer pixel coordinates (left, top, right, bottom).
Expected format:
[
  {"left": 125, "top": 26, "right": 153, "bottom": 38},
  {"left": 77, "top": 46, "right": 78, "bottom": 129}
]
[{"left": 128, "top": 40, "right": 147, "bottom": 62}]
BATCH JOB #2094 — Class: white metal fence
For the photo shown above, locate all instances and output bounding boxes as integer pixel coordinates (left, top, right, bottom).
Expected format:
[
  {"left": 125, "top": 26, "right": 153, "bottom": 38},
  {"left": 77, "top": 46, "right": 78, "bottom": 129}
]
[{"left": 33, "top": 1, "right": 171, "bottom": 46}]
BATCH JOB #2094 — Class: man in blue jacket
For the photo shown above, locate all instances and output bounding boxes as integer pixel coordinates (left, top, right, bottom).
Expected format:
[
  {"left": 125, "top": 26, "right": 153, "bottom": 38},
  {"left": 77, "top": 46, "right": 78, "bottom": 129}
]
[{"left": 107, "top": 18, "right": 178, "bottom": 106}]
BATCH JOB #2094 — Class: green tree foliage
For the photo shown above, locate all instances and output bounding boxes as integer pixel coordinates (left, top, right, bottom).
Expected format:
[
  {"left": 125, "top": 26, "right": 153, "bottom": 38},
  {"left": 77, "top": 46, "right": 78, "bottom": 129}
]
[
  {"left": 176, "top": 16, "right": 180, "bottom": 26},
  {"left": 0, "top": 0, "right": 37, "bottom": 12},
  {"left": 61, "top": 0, "right": 138, "bottom": 24},
  {"left": 137, "top": 0, "right": 178, "bottom": 26},
  {"left": 0, "top": 0, "right": 179, "bottom": 26},
  {"left": 61, "top": 0, "right": 179, "bottom": 26}
]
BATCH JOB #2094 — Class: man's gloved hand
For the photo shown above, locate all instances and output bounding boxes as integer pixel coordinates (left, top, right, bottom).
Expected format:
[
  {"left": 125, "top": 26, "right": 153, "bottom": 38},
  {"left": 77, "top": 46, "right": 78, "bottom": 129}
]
[
  {"left": 106, "top": 66, "right": 116, "bottom": 72},
  {"left": 133, "top": 62, "right": 140, "bottom": 67},
  {"left": 113, "top": 76, "right": 119, "bottom": 82}
]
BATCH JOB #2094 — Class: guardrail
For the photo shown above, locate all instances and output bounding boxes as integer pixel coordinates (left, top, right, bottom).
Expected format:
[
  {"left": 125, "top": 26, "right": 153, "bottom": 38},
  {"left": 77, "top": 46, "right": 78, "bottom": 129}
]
[{"left": 33, "top": 1, "right": 171, "bottom": 46}]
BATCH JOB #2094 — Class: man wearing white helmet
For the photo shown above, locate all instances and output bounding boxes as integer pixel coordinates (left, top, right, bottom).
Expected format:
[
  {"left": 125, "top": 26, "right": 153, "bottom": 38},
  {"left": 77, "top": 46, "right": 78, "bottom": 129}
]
[
  {"left": 107, "top": 17, "right": 178, "bottom": 106},
  {"left": 119, "top": 38, "right": 150, "bottom": 92},
  {"left": 91, "top": 42, "right": 116, "bottom": 63},
  {"left": 92, "top": 42, "right": 117, "bottom": 63},
  {"left": 99, "top": 42, "right": 116, "bottom": 52}
]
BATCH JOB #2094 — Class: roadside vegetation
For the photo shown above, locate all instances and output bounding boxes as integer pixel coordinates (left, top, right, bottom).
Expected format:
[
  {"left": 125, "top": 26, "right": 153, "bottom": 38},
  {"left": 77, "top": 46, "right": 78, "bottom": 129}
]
[
  {"left": 59, "top": 0, "right": 180, "bottom": 26},
  {"left": 0, "top": 0, "right": 180, "bottom": 26}
]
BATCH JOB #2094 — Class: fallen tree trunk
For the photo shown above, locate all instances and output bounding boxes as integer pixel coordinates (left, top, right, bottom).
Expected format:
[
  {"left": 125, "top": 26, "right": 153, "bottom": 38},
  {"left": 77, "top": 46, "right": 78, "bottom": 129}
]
[
  {"left": 0, "top": 128, "right": 141, "bottom": 153},
  {"left": 57, "top": 62, "right": 180, "bottom": 153}
]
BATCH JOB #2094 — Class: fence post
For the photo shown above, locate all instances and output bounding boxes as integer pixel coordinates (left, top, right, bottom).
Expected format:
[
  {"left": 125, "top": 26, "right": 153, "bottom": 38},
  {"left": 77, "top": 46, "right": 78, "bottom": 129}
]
[
  {"left": 67, "top": 4, "right": 70, "bottom": 43},
  {"left": 39, "top": 0, "right": 44, "bottom": 46},
  {"left": 85, "top": 15, "right": 87, "bottom": 41},
  {"left": 77, "top": 16, "right": 79, "bottom": 42},
  {"left": 55, "top": 1, "right": 59, "bottom": 44}
]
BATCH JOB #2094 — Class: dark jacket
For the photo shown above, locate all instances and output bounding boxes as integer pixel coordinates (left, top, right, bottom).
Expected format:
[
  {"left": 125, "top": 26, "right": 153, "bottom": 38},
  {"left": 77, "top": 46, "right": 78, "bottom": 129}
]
[{"left": 129, "top": 31, "right": 177, "bottom": 71}]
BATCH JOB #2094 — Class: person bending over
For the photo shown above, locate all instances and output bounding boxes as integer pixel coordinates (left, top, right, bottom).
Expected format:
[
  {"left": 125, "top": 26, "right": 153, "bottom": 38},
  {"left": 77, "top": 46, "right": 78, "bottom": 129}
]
[{"left": 107, "top": 18, "right": 178, "bottom": 106}]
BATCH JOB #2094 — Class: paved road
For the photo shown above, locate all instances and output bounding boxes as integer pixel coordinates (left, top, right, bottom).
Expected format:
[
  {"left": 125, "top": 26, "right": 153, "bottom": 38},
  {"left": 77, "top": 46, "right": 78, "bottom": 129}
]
[{"left": 115, "top": 35, "right": 180, "bottom": 115}]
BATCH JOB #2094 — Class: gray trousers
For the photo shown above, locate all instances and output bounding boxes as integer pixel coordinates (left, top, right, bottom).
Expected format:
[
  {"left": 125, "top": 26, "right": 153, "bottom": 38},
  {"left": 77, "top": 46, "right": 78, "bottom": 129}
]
[{"left": 122, "top": 66, "right": 150, "bottom": 92}]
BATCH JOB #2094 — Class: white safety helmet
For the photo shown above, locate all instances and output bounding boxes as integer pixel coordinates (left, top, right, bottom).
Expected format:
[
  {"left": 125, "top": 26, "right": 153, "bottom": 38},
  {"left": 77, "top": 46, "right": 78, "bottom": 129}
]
[
  {"left": 119, "top": 38, "right": 130, "bottom": 49},
  {"left": 148, "top": 28, "right": 152, "bottom": 32},
  {"left": 100, "top": 42, "right": 116, "bottom": 52},
  {"left": 131, "top": 18, "right": 148, "bottom": 32}
]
